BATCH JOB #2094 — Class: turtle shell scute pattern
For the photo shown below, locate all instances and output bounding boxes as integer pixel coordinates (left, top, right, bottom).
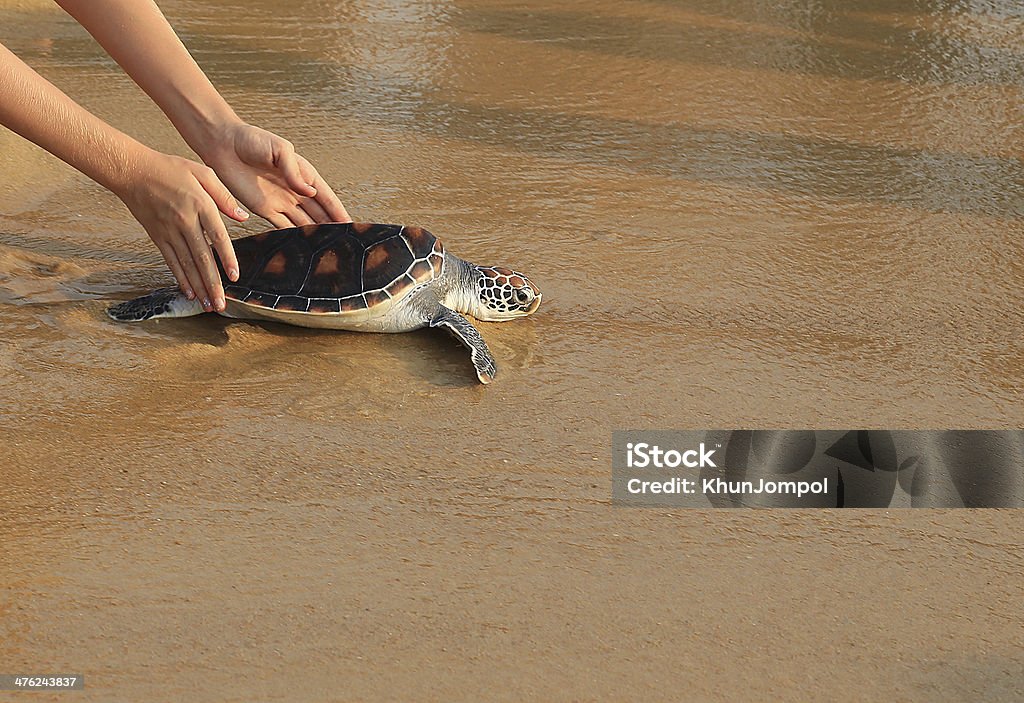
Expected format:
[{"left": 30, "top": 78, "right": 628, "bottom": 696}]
[
  {"left": 308, "top": 298, "right": 342, "bottom": 314},
  {"left": 339, "top": 296, "right": 368, "bottom": 313},
  {"left": 362, "top": 289, "right": 391, "bottom": 308},
  {"left": 217, "top": 222, "right": 443, "bottom": 314},
  {"left": 275, "top": 295, "right": 309, "bottom": 312},
  {"left": 241, "top": 291, "right": 278, "bottom": 308}
]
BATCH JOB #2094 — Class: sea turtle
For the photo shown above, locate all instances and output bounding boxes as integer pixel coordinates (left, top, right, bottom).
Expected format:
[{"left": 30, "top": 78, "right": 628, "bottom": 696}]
[{"left": 107, "top": 222, "right": 541, "bottom": 383}]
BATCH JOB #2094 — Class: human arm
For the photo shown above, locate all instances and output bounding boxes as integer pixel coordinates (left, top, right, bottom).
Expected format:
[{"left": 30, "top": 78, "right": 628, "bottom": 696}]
[
  {"left": 0, "top": 40, "right": 243, "bottom": 311},
  {"left": 53, "top": 0, "right": 351, "bottom": 228}
]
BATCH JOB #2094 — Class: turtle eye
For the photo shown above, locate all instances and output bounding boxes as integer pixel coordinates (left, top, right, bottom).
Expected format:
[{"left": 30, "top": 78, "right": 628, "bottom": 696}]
[{"left": 515, "top": 289, "right": 531, "bottom": 304}]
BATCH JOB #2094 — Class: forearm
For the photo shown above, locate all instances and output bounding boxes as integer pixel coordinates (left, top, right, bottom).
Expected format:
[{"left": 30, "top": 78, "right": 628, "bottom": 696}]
[
  {"left": 54, "top": 0, "right": 240, "bottom": 161},
  {"left": 0, "top": 42, "right": 148, "bottom": 193}
]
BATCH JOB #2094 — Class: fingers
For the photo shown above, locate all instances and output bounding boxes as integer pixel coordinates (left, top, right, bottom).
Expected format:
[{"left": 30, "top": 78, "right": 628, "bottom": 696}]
[
  {"left": 184, "top": 225, "right": 225, "bottom": 311},
  {"left": 296, "top": 154, "right": 317, "bottom": 188},
  {"left": 298, "top": 156, "right": 351, "bottom": 222},
  {"left": 264, "top": 212, "right": 293, "bottom": 229},
  {"left": 167, "top": 215, "right": 225, "bottom": 312},
  {"left": 313, "top": 179, "right": 351, "bottom": 222},
  {"left": 169, "top": 234, "right": 213, "bottom": 311},
  {"left": 286, "top": 207, "right": 315, "bottom": 227},
  {"left": 261, "top": 203, "right": 317, "bottom": 228},
  {"left": 199, "top": 206, "right": 239, "bottom": 283},
  {"left": 272, "top": 139, "right": 317, "bottom": 198},
  {"left": 297, "top": 196, "right": 329, "bottom": 224},
  {"left": 194, "top": 165, "right": 250, "bottom": 223},
  {"left": 154, "top": 239, "right": 193, "bottom": 299}
]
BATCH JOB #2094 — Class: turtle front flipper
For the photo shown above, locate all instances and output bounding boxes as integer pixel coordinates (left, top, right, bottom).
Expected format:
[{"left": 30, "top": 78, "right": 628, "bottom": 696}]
[
  {"left": 430, "top": 306, "right": 497, "bottom": 384},
  {"left": 107, "top": 287, "right": 204, "bottom": 322}
]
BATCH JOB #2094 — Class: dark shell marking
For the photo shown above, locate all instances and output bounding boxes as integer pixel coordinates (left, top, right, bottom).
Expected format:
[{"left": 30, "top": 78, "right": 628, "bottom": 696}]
[{"left": 216, "top": 222, "right": 442, "bottom": 314}]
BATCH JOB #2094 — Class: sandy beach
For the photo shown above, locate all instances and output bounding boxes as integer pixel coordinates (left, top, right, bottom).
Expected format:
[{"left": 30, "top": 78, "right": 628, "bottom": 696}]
[{"left": 1, "top": 0, "right": 1022, "bottom": 700}]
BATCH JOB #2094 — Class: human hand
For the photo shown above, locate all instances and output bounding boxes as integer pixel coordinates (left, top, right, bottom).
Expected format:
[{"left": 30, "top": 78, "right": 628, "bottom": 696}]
[
  {"left": 203, "top": 122, "right": 351, "bottom": 228},
  {"left": 115, "top": 149, "right": 249, "bottom": 312}
]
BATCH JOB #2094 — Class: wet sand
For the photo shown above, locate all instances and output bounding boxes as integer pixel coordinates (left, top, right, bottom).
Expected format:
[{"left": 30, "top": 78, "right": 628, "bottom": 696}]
[{"left": 1, "top": 0, "right": 1022, "bottom": 700}]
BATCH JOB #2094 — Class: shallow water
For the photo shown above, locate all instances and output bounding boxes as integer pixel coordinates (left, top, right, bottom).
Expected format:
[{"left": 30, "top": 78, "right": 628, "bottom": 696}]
[{"left": 1, "top": 1, "right": 1022, "bottom": 700}]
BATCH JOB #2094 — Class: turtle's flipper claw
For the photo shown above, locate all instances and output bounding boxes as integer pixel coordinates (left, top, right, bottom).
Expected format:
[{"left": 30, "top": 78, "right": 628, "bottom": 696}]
[{"left": 475, "top": 357, "right": 496, "bottom": 384}]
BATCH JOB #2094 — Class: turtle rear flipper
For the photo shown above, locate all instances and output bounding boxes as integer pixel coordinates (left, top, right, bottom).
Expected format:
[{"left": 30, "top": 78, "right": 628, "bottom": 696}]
[
  {"left": 430, "top": 306, "right": 497, "bottom": 384},
  {"left": 107, "top": 287, "right": 204, "bottom": 322}
]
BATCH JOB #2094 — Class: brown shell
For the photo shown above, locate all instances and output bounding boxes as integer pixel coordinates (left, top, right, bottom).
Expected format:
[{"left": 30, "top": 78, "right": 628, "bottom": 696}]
[{"left": 219, "top": 222, "right": 443, "bottom": 313}]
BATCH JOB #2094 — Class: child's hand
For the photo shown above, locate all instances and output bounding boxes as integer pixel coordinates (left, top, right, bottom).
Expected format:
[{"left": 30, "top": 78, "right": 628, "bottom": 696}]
[
  {"left": 204, "top": 123, "right": 351, "bottom": 228},
  {"left": 115, "top": 149, "right": 248, "bottom": 312}
]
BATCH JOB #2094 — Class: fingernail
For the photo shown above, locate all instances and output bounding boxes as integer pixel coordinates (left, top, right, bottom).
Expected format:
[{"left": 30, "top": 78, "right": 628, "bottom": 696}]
[
  {"left": 185, "top": 289, "right": 195, "bottom": 300},
  {"left": 235, "top": 207, "right": 249, "bottom": 220},
  {"left": 214, "top": 296, "right": 225, "bottom": 311},
  {"left": 228, "top": 267, "right": 239, "bottom": 281},
  {"left": 203, "top": 298, "right": 212, "bottom": 311}
]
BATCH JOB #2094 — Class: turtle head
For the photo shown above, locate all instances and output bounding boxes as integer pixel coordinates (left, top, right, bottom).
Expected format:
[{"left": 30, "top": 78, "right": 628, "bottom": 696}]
[{"left": 470, "top": 265, "right": 542, "bottom": 321}]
